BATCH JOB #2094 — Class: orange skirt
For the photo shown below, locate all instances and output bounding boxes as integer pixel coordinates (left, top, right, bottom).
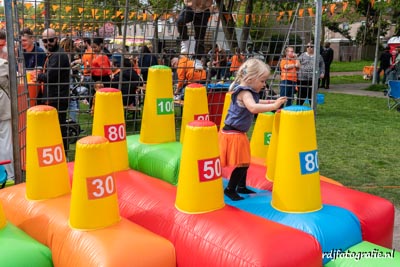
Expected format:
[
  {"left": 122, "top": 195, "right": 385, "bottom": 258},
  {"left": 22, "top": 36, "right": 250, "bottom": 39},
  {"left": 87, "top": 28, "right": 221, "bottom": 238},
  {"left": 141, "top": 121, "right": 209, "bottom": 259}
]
[{"left": 218, "top": 130, "right": 251, "bottom": 168}]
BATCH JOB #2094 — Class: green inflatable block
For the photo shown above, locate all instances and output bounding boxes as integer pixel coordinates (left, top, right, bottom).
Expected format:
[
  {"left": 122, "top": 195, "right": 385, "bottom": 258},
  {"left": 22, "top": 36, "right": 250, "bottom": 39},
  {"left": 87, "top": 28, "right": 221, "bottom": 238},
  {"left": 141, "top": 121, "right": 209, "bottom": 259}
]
[
  {"left": 127, "top": 135, "right": 182, "bottom": 185},
  {"left": 324, "top": 241, "right": 399, "bottom": 267},
  {"left": 0, "top": 223, "right": 53, "bottom": 266}
]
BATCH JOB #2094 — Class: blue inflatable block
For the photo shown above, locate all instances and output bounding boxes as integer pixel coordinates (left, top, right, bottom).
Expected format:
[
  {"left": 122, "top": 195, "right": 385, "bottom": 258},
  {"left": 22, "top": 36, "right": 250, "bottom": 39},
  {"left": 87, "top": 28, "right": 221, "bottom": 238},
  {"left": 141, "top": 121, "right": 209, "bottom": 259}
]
[{"left": 223, "top": 180, "right": 362, "bottom": 264}]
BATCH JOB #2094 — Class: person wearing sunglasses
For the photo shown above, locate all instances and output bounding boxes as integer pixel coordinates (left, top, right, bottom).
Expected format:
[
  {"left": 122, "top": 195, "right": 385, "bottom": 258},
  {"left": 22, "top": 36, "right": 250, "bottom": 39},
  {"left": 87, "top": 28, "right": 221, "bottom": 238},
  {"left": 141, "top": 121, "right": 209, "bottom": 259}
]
[
  {"left": 35, "top": 28, "right": 71, "bottom": 154},
  {"left": 297, "top": 42, "right": 325, "bottom": 106}
]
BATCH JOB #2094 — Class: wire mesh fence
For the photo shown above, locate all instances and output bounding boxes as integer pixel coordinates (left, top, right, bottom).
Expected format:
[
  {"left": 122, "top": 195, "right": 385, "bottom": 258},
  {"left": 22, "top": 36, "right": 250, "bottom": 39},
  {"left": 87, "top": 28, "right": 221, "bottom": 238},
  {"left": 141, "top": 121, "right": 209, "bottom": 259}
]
[{"left": 3, "top": 0, "right": 321, "bottom": 181}]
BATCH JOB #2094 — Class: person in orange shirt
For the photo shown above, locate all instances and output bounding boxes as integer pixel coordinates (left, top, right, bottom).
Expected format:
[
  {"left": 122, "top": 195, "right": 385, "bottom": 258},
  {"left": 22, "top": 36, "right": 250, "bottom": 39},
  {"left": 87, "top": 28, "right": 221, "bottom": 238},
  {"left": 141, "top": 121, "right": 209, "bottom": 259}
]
[
  {"left": 279, "top": 46, "right": 300, "bottom": 107},
  {"left": 229, "top": 47, "right": 245, "bottom": 77},
  {"left": 174, "top": 55, "right": 206, "bottom": 100},
  {"left": 81, "top": 38, "right": 94, "bottom": 76},
  {"left": 90, "top": 37, "right": 112, "bottom": 85}
]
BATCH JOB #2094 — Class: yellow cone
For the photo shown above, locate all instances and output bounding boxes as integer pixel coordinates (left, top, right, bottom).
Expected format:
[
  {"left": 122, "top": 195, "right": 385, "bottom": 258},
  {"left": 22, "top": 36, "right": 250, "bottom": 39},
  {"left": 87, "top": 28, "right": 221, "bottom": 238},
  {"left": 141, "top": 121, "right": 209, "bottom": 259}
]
[
  {"left": 266, "top": 111, "right": 281, "bottom": 181},
  {"left": 92, "top": 88, "right": 128, "bottom": 172},
  {"left": 271, "top": 106, "right": 322, "bottom": 213},
  {"left": 250, "top": 112, "right": 274, "bottom": 160},
  {"left": 219, "top": 92, "right": 232, "bottom": 131},
  {"left": 175, "top": 120, "right": 225, "bottom": 213},
  {"left": 0, "top": 201, "right": 6, "bottom": 229},
  {"left": 69, "top": 136, "right": 120, "bottom": 230},
  {"left": 140, "top": 66, "right": 176, "bottom": 144},
  {"left": 179, "top": 83, "right": 209, "bottom": 143},
  {"left": 26, "top": 105, "right": 70, "bottom": 200}
]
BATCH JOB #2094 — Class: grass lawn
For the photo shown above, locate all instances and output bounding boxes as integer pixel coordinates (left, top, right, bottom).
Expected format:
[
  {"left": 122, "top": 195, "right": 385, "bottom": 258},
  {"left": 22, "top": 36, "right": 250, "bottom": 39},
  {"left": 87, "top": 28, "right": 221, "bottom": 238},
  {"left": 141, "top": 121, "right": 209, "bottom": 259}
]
[
  {"left": 331, "top": 60, "right": 373, "bottom": 72},
  {"left": 315, "top": 92, "right": 400, "bottom": 206}
]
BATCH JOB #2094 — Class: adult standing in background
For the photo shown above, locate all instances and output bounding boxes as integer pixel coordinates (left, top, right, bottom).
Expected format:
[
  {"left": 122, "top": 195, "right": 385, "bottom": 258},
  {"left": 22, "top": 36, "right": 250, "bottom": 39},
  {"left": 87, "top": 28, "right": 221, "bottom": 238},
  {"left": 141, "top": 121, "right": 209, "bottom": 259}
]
[
  {"left": 90, "top": 37, "right": 112, "bottom": 87},
  {"left": 20, "top": 27, "right": 46, "bottom": 69},
  {"left": 376, "top": 47, "right": 391, "bottom": 84},
  {"left": 138, "top": 45, "right": 158, "bottom": 83},
  {"left": 34, "top": 28, "right": 70, "bottom": 153},
  {"left": 320, "top": 42, "right": 333, "bottom": 89},
  {"left": 0, "top": 56, "right": 14, "bottom": 182},
  {"left": 176, "top": 0, "right": 212, "bottom": 70},
  {"left": 279, "top": 46, "right": 300, "bottom": 107},
  {"left": 0, "top": 30, "right": 7, "bottom": 60},
  {"left": 297, "top": 42, "right": 324, "bottom": 106}
]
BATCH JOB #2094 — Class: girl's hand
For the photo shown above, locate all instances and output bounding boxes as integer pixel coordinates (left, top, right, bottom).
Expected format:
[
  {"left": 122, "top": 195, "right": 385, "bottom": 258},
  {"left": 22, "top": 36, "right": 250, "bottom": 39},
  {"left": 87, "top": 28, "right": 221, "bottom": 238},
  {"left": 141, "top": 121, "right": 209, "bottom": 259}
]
[{"left": 275, "top": 97, "right": 287, "bottom": 109}]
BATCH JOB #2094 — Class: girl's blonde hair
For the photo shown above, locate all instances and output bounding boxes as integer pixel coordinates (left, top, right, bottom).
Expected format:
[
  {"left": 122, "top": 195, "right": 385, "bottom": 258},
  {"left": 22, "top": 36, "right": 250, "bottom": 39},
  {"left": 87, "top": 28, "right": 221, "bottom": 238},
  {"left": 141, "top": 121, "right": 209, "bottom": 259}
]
[{"left": 229, "top": 58, "right": 271, "bottom": 91}]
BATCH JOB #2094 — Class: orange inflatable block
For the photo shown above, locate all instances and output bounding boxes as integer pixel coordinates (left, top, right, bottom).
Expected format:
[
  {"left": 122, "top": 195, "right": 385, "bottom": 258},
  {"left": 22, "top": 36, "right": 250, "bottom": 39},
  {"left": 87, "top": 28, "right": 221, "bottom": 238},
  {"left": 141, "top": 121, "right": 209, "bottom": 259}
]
[{"left": 0, "top": 184, "right": 175, "bottom": 267}]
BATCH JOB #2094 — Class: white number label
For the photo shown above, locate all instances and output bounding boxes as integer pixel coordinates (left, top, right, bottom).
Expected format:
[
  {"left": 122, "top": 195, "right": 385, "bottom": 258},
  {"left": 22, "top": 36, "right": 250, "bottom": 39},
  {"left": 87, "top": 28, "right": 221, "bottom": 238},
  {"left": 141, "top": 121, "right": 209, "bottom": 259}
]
[
  {"left": 87, "top": 174, "right": 116, "bottom": 200},
  {"left": 198, "top": 157, "right": 221, "bottom": 182},
  {"left": 104, "top": 123, "right": 126, "bottom": 142},
  {"left": 37, "top": 144, "right": 65, "bottom": 167},
  {"left": 299, "top": 150, "right": 319, "bottom": 174}
]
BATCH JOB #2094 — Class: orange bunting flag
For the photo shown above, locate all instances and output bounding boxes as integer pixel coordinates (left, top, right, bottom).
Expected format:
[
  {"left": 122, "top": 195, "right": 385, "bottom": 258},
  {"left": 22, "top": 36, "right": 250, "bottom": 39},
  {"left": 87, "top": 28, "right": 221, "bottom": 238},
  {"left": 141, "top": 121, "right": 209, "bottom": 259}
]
[
  {"left": 116, "top": 11, "right": 123, "bottom": 17},
  {"left": 277, "top": 11, "right": 285, "bottom": 21},
  {"left": 245, "top": 14, "right": 249, "bottom": 24},
  {"left": 39, "top": 3, "right": 44, "bottom": 9},
  {"left": 355, "top": 0, "right": 361, "bottom": 5},
  {"left": 153, "top": 14, "right": 157, "bottom": 20},
  {"left": 91, "top": 9, "right": 98, "bottom": 18},
  {"left": 343, "top": 2, "right": 349, "bottom": 12},
  {"left": 78, "top": 7, "right": 84, "bottom": 14},
  {"left": 24, "top": 3, "right": 32, "bottom": 9},
  {"left": 252, "top": 14, "right": 256, "bottom": 23},
  {"left": 288, "top": 10, "right": 293, "bottom": 20},
  {"left": 142, "top": 13, "right": 147, "bottom": 21},
  {"left": 130, "top": 12, "right": 136, "bottom": 19},
  {"left": 224, "top": 14, "right": 231, "bottom": 21},
  {"left": 330, "top": 4, "right": 336, "bottom": 15},
  {"left": 52, "top": 5, "right": 59, "bottom": 11},
  {"left": 370, "top": 0, "right": 375, "bottom": 7},
  {"left": 299, "top": 9, "right": 304, "bottom": 17},
  {"left": 65, "top": 6, "right": 71, "bottom": 13},
  {"left": 308, "top": 8, "right": 314, "bottom": 17}
]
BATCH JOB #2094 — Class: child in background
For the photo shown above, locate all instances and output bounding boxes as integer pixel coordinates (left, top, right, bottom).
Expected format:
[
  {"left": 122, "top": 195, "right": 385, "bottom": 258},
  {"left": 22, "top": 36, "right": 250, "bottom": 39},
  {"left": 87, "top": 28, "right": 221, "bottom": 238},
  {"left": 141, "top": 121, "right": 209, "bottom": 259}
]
[
  {"left": 229, "top": 47, "right": 245, "bottom": 78},
  {"left": 90, "top": 81, "right": 104, "bottom": 116},
  {"left": 219, "top": 58, "right": 287, "bottom": 201}
]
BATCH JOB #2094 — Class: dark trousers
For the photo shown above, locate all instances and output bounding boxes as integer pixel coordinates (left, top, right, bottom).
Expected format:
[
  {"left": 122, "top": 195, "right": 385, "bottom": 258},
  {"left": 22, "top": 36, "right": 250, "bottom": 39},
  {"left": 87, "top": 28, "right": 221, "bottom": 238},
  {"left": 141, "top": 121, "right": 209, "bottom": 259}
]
[
  {"left": 320, "top": 63, "right": 331, "bottom": 88},
  {"left": 297, "top": 80, "right": 313, "bottom": 106},
  {"left": 177, "top": 6, "right": 211, "bottom": 60},
  {"left": 376, "top": 66, "right": 388, "bottom": 84},
  {"left": 48, "top": 100, "right": 69, "bottom": 153}
]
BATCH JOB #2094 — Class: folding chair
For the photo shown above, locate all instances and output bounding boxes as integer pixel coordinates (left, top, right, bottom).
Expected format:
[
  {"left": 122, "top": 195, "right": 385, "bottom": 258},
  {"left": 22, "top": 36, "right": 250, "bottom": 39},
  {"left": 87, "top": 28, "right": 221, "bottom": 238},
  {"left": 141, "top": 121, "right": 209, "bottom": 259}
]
[{"left": 387, "top": 80, "right": 400, "bottom": 110}]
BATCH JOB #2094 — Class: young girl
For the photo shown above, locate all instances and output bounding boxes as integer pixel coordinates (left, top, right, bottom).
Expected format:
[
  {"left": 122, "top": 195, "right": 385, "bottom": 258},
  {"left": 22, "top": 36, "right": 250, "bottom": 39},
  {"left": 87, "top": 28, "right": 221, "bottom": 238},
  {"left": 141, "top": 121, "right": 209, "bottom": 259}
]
[{"left": 219, "top": 58, "right": 287, "bottom": 201}]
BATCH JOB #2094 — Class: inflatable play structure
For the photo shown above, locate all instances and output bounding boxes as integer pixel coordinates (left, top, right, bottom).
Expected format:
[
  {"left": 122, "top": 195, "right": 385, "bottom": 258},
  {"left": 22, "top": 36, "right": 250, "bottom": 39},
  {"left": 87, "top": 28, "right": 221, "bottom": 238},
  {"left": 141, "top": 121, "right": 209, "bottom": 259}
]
[{"left": 0, "top": 65, "right": 399, "bottom": 266}]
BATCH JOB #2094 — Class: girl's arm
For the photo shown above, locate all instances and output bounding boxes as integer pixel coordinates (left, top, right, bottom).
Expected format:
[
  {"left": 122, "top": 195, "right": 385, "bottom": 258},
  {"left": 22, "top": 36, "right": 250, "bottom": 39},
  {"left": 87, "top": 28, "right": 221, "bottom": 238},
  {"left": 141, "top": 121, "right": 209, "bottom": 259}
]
[{"left": 240, "top": 91, "right": 287, "bottom": 114}]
